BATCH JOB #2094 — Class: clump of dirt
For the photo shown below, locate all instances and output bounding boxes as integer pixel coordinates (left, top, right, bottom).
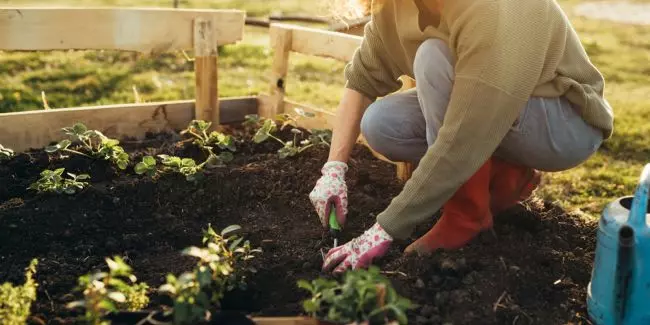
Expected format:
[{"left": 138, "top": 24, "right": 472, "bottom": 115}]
[{"left": 0, "top": 127, "right": 597, "bottom": 325}]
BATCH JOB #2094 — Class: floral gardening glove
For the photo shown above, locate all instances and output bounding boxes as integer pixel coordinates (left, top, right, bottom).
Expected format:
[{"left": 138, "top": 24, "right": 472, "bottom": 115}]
[
  {"left": 322, "top": 223, "right": 393, "bottom": 273},
  {"left": 309, "top": 161, "right": 348, "bottom": 228}
]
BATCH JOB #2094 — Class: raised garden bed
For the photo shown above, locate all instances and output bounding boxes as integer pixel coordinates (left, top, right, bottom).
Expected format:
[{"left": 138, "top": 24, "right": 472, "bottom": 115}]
[
  {"left": 0, "top": 115, "right": 597, "bottom": 324},
  {"left": 0, "top": 7, "right": 599, "bottom": 325}
]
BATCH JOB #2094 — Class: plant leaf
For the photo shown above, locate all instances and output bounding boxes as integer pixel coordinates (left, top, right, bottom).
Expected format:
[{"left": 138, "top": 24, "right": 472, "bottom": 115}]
[
  {"left": 297, "top": 280, "right": 314, "bottom": 292},
  {"left": 143, "top": 156, "right": 156, "bottom": 166},
  {"left": 134, "top": 162, "right": 148, "bottom": 174},
  {"left": 228, "top": 237, "right": 244, "bottom": 252},
  {"left": 72, "top": 123, "right": 88, "bottom": 134},
  {"left": 219, "top": 151, "right": 234, "bottom": 163},
  {"left": 76, "top": 174, "right": 91, "bottom": 180},
  {"left": 388, "top": 305, "right": 408, "bottom": 325},
  {"left": 66, "top": 300, "right": 86, "bottom": 310},
  {"left": 107, "top": 291, "right": 127, "bottom": 303},
  {"left": 220, "top": 225, "right": 241, "bottom": 236}
]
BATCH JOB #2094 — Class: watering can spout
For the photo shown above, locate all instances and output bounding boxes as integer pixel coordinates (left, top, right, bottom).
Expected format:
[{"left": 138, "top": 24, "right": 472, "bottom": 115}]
[{"left": 629, "top": 163, "right": 650, "bottom": 227}]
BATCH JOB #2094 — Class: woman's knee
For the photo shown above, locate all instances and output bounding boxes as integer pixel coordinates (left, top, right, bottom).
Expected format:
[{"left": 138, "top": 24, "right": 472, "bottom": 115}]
[{"left": 414, "top": 39, "right": 454, "bottom": 83}]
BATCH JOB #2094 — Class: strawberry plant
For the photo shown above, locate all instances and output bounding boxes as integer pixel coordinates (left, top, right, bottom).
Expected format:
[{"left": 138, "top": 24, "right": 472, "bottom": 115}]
[
  {"left": 67, "top": 256, "right": 150, "bottom": 325},
  {"left": 134, "top": 156, "right": 157, "bottom": 177},
  {"left": 159, "top": 224, "right": 261, "bottom": 325},
  {"left": 157, "top": 155, "right": 204, "bottom": 182},
  {"left": 29, "top": 168, "right": 90, "bottom": 195},
  {"left": 0, "top": 259, "right": 38, "bottom": 325},
  {"left": 157, "top": 152, "right": 232, "bottom": 182},
  {"left": 181, "top": 120, "right": 237, "bottom": 153},
  {"left": 0, "top": 144, "right": 14, "bottom": 162},
  {"left": 246, "top": 110, "right": 332, "bottom": 159},
  {"left": 298, "top": 266, "right": 414, "bottom": 325},
  {"left": 45, "top": 123, "right": 130, "bottom": 170}
]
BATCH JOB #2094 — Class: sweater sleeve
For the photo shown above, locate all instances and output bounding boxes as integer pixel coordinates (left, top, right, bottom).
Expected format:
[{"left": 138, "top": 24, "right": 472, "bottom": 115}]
[
  {"left": 343, "top": 15, "right": 404, "bottom": 101},
  {"left": 376, "top": 0, "right": 555, "bottom": 239}
]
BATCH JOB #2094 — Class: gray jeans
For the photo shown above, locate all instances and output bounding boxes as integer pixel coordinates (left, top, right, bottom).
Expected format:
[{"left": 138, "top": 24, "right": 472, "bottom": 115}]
[{"left": 360, "top": 39, "right": 604, "bottom": 172}]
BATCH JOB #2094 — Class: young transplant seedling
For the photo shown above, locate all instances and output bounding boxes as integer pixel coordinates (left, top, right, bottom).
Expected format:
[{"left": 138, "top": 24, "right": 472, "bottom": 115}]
[
  {"left": 0, "top": 259, "right": 38, "bottom": 325},
  {"left": 45, "top": 123, "right": 130, "bottom": 170},
  {"left": 181, "top": 120, "right": 237, "bottom": 153},
  {"left": 29, "top": 168, "right": 90, "bottom": 195},
  {"left": 134, "top": 156, "right": 157, "bottom": 177},
  {"left": 157, "top": 155, "right": 204, "bottom": 182},
  {"left": 298, "top": 267, "right": 414, "bottom": 325},
  {"left": 0, "top": 144, "right": 14, "bottom": 162},
  {"left": 246, "top": 110, "right": 332, "bottom": 159},
  {"left": 159, "top": 224, "right": 261, "bottom": 325},
  {"left": 67, "top": 256, "right": 149, "bottom": 325},
  {"left": 157, "top": 152, "right": 232, "bottom": 182}
]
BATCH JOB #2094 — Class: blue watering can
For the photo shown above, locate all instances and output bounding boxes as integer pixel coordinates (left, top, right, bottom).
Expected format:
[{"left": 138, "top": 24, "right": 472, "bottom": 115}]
[{"left": 588, "top": 163, "right": 650, "bottom": 325}]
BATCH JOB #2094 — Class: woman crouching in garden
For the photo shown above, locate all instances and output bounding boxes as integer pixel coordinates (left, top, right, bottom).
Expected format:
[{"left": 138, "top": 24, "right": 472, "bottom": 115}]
[{"left": 308, "top": 0, "right": 614, "bottom": 273}]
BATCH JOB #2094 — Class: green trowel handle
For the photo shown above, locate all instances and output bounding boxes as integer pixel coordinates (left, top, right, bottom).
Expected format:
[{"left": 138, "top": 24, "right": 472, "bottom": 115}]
[{"left": 328, "top": 204, "right": 341, "bottom": 235}]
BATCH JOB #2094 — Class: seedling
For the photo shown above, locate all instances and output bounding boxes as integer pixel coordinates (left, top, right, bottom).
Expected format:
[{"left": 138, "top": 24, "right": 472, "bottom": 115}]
[
  {"left": 157, "top": 152, "right": 232, "bottom": 182},
  {"left": 0, "top": 259, "right": 38, "bottom": 325},
  {"left": 29, "top": 168, "right": 90, "bottom": 195},
  {"left": 298, "top": 267, "right": 414, "bottom": 325},
  {"left": 157, "top": 155, "right": 204, "bottom": 182},
  {"left": 181, "top": 120, "right": 237, "bottom": 153},
  {"left": 159, "top": 224, "right": 261, "bottom": 325},
  {"left": 0, "top": 144, "right": 14, "bottom": 162},
  {"left": 247, "top": 110, "right": 332, "bottom": 159},
  {"left": 134, "top": 156, "right": 157, "bottom": 177},
  {"left": 67, "top": 256, "right": 150, "bottom": 325},
  {"left": 45, "top": 123, "right": 130, "bottom": 170}
]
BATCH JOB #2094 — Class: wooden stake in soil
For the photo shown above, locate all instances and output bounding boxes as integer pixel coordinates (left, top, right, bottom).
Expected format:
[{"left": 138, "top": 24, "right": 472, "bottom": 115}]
[
  {"left": 193, "top": 17, "right": 219, "bottom": 126},
  {"left": 265, "top": 24, "right": 293, "bottom": 118}
]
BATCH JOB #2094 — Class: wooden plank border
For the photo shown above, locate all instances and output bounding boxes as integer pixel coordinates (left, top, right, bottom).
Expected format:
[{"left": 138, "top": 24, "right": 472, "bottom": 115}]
[
  {"left": 0, "top": 7, "right": 246, "bottom": 53},
  {"left": 0, "top": 97, "right": 258, "bottom": 152},
  {"left": 269, "top": 22, "right": 362, "bottom": 62}
]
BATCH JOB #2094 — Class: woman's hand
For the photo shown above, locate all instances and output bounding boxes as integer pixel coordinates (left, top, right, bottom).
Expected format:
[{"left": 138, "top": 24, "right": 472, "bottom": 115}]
[
  {"left": 322, "top": 223, "right": 393, "bottom": 273},
  {"left": 309, "top": 88, "right": 372, "bottom": 227},
  {"left": 309, "top": 161, "right": 349, "bottom": 227}
]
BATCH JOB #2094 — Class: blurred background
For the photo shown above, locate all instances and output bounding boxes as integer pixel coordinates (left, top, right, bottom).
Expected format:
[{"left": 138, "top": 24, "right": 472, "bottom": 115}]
[{"left": 0, "top": 0, "right": 649, "bottom": 217}]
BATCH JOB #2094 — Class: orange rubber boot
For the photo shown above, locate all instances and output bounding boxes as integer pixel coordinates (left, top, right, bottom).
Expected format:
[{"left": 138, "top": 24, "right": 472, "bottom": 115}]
[
  {"left": 489, "top": 157, "right": 541, "bottom": 215},
  {"left": 404, "top": 159, "right": 493, "bottom": 255}
]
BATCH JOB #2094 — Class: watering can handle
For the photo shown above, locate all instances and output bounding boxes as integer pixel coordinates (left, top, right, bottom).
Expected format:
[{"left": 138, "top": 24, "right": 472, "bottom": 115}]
[{"left": 629, "top": 163, "right": 650, "bottom": 226}]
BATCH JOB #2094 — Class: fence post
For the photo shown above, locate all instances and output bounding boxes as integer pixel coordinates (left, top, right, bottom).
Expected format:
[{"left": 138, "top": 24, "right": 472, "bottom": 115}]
[
  {"left": 193, "top": 17, "right": 219, "bottom": 126},
  {"left": 264, "top": 24, "right": 292, "bottom": 118}
]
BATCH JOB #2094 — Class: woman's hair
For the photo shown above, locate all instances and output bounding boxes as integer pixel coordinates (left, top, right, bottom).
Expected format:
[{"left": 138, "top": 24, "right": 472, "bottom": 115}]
[{"left": 325, "top": 0, "right": 374, "bottom": 20}]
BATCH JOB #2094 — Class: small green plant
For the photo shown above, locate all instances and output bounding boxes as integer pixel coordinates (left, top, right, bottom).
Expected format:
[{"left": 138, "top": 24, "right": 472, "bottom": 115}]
[
  {"left": 45, "top": 123, "right": 130, "bottom": 170},
  {"left": 134, "top": 156, "right": 157, "bottom": 177},
  {"left": 298, "top": 267, "right": 415, "bottom": 325},
  {"left": 29, "top": 168, "right": 90, "bottom": 195},
  {"left": 156, "top": 152, "right": 232, "bottom": 182},
  {"left": 157, "top": 155, "right": 204, "bottom": 182},
  {"left": 67, "top": 256, "right": 149, "bottom": 325},
  {"left": 0, "top": 144, "right": 15, "bottom": 162},
  {"left": 181, "top": 120, "right": 237, "bottom": 153},
  {"left": 246, "top": 109, "right": 332, "bottom": 159},
  {"left": 0, "top": 259, "right": 38, "bottom": 325},
  {"left": 159, "top": 224, "right": 261, "bottom": 325}
]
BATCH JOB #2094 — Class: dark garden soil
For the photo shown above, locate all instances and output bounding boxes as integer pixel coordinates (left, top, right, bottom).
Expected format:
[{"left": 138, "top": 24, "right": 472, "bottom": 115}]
[{"left": 0, "top": 126, "right": 597, "bottom": 325}]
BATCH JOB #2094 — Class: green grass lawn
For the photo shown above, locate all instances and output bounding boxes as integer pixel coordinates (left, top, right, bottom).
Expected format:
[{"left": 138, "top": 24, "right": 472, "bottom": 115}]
[{"left": 1, "top": 0, "right": 649, "bottom": 218}]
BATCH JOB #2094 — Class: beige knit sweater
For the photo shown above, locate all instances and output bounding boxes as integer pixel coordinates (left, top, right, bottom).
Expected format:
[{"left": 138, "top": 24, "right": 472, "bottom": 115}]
[{"left": 344, "top": 0, "right": 614, "bottom": 239}]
